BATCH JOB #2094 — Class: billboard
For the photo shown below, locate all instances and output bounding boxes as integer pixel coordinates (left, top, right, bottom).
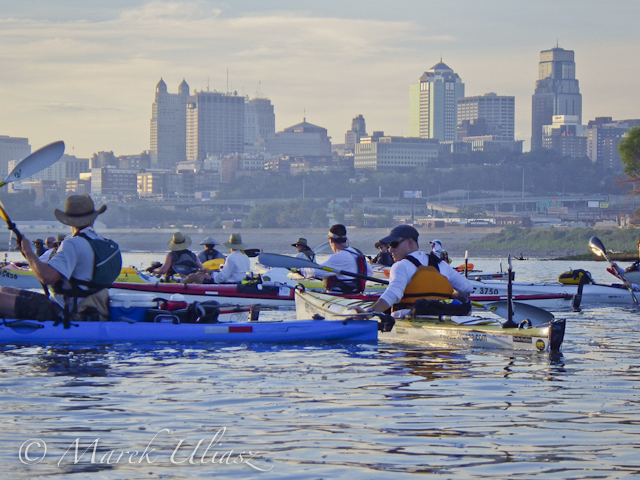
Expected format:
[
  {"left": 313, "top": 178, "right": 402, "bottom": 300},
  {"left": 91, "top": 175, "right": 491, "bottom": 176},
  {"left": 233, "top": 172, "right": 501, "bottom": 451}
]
[{"left": 404, "top": 191, "right": 422, "bottom": 199}]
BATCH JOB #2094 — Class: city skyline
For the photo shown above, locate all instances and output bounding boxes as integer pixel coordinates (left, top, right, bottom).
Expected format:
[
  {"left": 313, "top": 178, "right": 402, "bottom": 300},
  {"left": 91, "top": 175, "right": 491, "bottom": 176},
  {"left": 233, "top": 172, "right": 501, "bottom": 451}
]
[{"left": 0, "top": 0, "right": 638, "bottom": 158}]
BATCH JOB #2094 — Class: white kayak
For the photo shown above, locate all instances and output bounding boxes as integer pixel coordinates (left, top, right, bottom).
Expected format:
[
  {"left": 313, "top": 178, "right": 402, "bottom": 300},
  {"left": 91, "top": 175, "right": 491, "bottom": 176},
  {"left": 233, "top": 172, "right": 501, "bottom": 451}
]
[{"left": 294, "top": 290, "right": 565, "bottom": 352}]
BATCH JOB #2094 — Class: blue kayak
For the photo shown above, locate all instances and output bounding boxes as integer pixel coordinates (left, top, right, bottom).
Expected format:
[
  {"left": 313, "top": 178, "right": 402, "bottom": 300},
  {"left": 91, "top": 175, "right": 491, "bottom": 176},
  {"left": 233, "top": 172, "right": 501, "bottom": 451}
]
[{"left": 0, "top": 317, "right": 378, "bottom": 345}]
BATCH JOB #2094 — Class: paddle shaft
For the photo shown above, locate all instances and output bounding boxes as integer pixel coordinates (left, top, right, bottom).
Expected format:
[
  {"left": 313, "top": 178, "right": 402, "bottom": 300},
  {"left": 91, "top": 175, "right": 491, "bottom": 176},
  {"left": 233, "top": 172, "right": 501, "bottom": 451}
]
[{"left": 602, "top": 251, "right": 638, "bottom": 303}]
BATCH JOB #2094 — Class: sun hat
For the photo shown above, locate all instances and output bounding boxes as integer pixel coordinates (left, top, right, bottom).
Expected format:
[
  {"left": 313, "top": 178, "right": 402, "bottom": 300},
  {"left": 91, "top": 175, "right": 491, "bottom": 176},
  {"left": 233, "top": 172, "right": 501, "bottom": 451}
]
[
  {"left": 56, "top": 233, "right": 67, "bottom": 243},
  {"left": 291, "top": 237, "right": 309, "bottom": 247},
  {"left": 327, "top": 224, "right": 347, "bottom": 241},
  {"left": 167, "top": 231, "right": 192, "bottom": 251},
  {"left": 199, "top": 236, "right": 219, "bottom": 246},
  {"left": 33, "top": 239, "right": 44, "bottom": 245},
  {"left": 430, "top": 239, "right": 442, "bottom": 247},
  {"left": 54, "top": 194, "right": 107, "bottom": 227},
  {"left": 374, "top": 241, "right": 388, "bottom": 249},
  {"left": 223, "top": 233, "right": 248, "bottom": 251},
  {"left": 379, "top": 225, "right": 419, "bottom": 244}
]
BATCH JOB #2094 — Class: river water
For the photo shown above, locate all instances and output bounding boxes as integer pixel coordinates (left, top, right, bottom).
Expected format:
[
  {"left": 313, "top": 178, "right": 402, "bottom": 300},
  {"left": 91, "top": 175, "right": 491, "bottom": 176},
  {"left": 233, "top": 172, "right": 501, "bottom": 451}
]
[{"left": 1, "top": 255, "right": 639, "bottom": 479}]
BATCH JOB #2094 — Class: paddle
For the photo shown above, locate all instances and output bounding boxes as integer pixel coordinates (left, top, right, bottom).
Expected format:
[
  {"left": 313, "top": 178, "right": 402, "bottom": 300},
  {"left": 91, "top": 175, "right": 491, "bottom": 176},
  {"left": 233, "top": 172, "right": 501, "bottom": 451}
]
[
  {"left": 258, "top": 253, "right": 389, "bottom": 285},
  {"left": 0, "top": 141, "right": 65, "bottom": 188},
  {"left": 589, "top": 236, "right": 638, "bottom": 303},
  {"left": 244, "top": 248, "right": 261, "bottom": 258},
  {"left": 471, "top": 300, "right": 554, "bottom": 327}
]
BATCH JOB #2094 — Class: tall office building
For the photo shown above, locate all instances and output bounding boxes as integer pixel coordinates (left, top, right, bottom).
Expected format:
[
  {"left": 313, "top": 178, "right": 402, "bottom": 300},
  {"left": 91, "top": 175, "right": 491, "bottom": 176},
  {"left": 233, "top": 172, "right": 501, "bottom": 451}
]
[
  {"left": 344, "top": 114, "right": 368, "bottom": 152},
  {"left": 0, "top": 136, "right": 30, "bottom": 179},
  {"left": 186, "top": 91, "right": 245, "bottom": 161},
  {"left": 531, "top": 46, "right": 582, "bottom": 150},
  {"left": 150, "top": 78, "right": 190, "bottom": 168},
  {"left": 457, "top": 93, "right": 515, "bottom": 141},
  {"left": 409, "top": 61, "right": 464, "bottom": 142},
  {"left": 244, "top": 97, "right": 275, "bottom": 146}
]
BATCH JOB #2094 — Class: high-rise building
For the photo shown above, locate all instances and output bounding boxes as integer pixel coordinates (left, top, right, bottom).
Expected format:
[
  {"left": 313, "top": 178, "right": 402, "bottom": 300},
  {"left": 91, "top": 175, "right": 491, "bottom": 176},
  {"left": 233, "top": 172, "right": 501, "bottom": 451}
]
[
  {"left": 186, "top": 91, "right": 245, "bottom": 160},
  {"left": 0, "top": 136, "right": 30, "bottom": 179},
  {"left": 354, "top": 134, "right": 439, "bottom": 171},
  {"left": 542, "top": 115, "right": 587, "bottom": 158},
  {"left": 264, "top": 120, "right": 332, "bottom": 158},
  {"left": 531, "top": 46, "right": 582, "bottom": 150},
  {"left": 584, "top": 117, "right": 640, "bottom": 171},
  {"left": 409, "top": 61, "right": 464, "bottom": 142},
  {"left": 345, "top": 114, "right": 367, "bottom": 152},
  {"left": 457, "top": 93, "right": 515, "bottom": 141},
  {"left": 150, "top": 78, "right": 190, "bottom": 168},
  {"left": 244, "top": 98, "right": 275, "bottom": 147}
]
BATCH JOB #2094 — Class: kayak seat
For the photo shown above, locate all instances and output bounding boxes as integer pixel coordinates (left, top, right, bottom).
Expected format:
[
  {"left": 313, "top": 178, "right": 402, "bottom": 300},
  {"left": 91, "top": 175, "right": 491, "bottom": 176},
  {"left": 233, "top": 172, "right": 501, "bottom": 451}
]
[
  {"left": 411, "top": 297, "right": 472, "bottom": 316},
  {"left": 146, "top": 300, "right": 221, "bottom": 324},
  {"left": 237, "top": 280, "right": 281, "bottom": 296}
]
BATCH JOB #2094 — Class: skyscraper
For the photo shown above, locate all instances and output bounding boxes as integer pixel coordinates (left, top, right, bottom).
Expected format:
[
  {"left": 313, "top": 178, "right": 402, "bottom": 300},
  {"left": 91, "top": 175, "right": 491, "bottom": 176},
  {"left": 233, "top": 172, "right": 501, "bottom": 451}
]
[
  {"left": 531, "top": 46, "right": 582, "bottom": 150},
  {"left": 150, "top": 78, "right": 190, "bottom": 168},
  {"left": 186, "top": 91, "right": 245, "bottom": 160},
  {"left": 409, "top": 61, "right": 464, "bottom": 142},
  {"left": 244, "top": 97, "right": 275, "bottom": 146},
  {"left": 457, "top": 93, "right": 515, "bottom": 141},
  {"left": 344, "top": 114, "right": 367, "bottom": 152}
]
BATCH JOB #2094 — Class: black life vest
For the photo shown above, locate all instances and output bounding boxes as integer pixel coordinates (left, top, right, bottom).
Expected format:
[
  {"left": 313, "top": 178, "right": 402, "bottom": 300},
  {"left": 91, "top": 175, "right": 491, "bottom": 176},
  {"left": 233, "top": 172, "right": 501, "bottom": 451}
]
[
  {"left": 323, "top": 248, "right": 367, "bottom": 294},
  {"left": 200, "top": 249, "right": 221, "bottom": 262},
  {"left": 52, "top": 232, "right": 122, "bottom": 298},
  {"left": 170, "top": 250, "right": 199, "bottom": 275}
]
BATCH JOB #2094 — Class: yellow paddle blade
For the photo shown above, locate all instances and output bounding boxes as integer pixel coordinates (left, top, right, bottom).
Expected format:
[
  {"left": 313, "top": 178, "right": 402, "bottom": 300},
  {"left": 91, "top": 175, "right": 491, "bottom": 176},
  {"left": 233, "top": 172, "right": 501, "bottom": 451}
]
[{"left": 203, "top": 258, "right": 224, "bottom": 270}]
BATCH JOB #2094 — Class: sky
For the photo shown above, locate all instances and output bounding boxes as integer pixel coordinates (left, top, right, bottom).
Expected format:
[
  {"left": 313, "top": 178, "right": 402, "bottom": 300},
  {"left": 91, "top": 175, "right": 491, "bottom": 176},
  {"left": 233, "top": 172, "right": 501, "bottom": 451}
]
[{"left": 0, "top": 0, "right": 638, "bottom": 158}]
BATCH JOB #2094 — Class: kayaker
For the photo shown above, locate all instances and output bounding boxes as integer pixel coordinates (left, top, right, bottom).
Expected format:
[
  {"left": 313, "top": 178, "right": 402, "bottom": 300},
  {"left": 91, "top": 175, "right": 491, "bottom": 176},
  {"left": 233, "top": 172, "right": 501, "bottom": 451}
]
[
  {"left": 33, "top": 239, "right": 45, "bottom": 257},
  {"left": 40, "top": 237, "right": 57, "bottom": 261},
  {"left": 299, "top": 224, "right": 372, "bottom": 294},
  {"left": 0, "top": 194, "right": 122, "bottom": 322},
  {"left": 292, "top": 237, "right": 315, "bottom": 262},
  {"left": 430, "top": 239, "right": 449, "bottom": 263},
  {"left": 371, "top": 242, "right": 394, "bottom": 266},
  {"left": 153, "top": 232, "right": 203, "bottom": 278},
  {"left": 187, "top": 233, "right": 251, "bottom": 284},
  {"left": 363, "top": 225, "right": 473, "bottom": 314},
  {"left": 198, "top": 237, "right": 225, "bottom": 263},
  {"left": 609, "top": 261, "right": 640, "bottom": 291}
]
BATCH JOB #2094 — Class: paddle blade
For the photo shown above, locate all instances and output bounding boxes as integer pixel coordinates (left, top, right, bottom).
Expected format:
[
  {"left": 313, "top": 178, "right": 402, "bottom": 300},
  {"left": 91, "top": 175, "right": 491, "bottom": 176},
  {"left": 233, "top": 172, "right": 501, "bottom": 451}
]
[
  {"left": 258, "top": 253, "right": 318, "bottom": 270},
  {"left": 244, "top": 248, "right": 261, "bottom": 258},
  {"left": 1, "top": 141, "right": 65, "bottom": 186},
  {"left": 589, "top": 236, "right": 606, "bottom": 257},
  {"left": 481, "top": 301, "right": 555, "bottom": 327}
]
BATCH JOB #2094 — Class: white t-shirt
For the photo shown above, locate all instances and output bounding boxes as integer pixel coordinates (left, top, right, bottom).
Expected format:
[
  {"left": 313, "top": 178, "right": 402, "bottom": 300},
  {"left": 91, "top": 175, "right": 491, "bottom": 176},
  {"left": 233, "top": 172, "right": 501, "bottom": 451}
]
[
  {"left": 301, "top": 247, "right": 372, "bottom": 280},
  {"left": 47, "top": 227, "right": 102, "bottom": 305},
  {"left": 211, "top": 250, "right": 251, "bottom": 283},
  {"left": 379, "top": 251, "right": 473, "bottom": 307}
]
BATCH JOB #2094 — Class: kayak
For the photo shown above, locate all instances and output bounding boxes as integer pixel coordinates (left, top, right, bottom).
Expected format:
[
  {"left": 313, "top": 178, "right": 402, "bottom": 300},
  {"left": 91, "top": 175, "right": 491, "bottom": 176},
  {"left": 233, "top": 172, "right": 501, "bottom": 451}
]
[
  {"left": 0, "top": 293, "right": 379, "bottom": 345},
  {"left": 294, "top": 290, "right": 565, "bottom": 352},
  {"left": 468, "top": 278, "right": 636, "bottom": 308},
  {"left": 0, "top": 266, "right": 159, "bottom": 289}
]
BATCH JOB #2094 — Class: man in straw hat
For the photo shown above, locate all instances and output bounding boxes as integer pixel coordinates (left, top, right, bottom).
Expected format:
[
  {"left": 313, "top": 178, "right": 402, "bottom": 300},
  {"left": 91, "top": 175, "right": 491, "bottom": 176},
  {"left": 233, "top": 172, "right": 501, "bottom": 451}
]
[
  {"left": 291, "top": 237, "right": 315, "bottom": 262},
  {"left": 33, "top": 239, "right": 45, "bottom": 257},
  {"left": 299, "top": 224, "right": 372, "bottom": 294},
  {"left": 153, "top": 231, "right": 203, "bottom": 278},
  {"left": 197, "top": 236, "right": 225, "bottom": 263},
  {"left": 371, "top": 241, "right": 393, "bottom": 266},
  {"left": 0, "top": 194, "right": 121, "bottom": 321},
  {"left": 186, "top": 233, "right": 250, "bottom": 284}
]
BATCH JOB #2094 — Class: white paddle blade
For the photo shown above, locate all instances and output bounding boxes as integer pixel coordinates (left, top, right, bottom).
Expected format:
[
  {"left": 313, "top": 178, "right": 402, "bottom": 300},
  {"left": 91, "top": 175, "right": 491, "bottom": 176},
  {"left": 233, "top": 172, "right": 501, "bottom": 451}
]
[
  {"left": 2, "top": 141, "right": 65, "bottom": 186},
  {"left": 258, "top": 253, "right": 318, "bottom": 270}
]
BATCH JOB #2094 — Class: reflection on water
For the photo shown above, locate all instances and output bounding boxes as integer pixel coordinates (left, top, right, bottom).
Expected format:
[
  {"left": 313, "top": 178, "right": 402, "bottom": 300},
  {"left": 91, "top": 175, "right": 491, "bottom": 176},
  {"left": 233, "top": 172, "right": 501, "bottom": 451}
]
[{"left": 1, "top": 259, "right": 640, "bottom": 478}]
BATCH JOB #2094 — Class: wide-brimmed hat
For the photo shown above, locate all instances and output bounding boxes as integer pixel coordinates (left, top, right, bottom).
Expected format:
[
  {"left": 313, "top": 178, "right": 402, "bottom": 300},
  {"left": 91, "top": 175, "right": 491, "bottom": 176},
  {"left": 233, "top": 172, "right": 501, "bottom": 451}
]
[
  {"left": 379, "top": 225, "right": 419, "bottom": 244},
  {"left": 223, "top": 233, "right": 248, "bottom": 251},
  {"left": 33, "top": 238, "right": 44, "bottom": 245},
  {"left": 291, "top": 237, "right": 309, "bottom": 247},
  {"left": 327, "top": 224, "right": 347, "bottom": 241},
  {"left": 54, "top": 195, "right": 107, "bottom": 227},
  {"left": 374, "top": 241, "right": 388, "bottom": 249},
  {"left": 167, "top": 231, "right": 192, "bottom": 251},
  {"left": 430, "top": 239, "right": 442, "bottom": 247},
  {"left": 56, "top": 233, "right": 67, "bottom": 243},
  {"left": 199, "top": 236, "right": 219, "bottom": 246}
]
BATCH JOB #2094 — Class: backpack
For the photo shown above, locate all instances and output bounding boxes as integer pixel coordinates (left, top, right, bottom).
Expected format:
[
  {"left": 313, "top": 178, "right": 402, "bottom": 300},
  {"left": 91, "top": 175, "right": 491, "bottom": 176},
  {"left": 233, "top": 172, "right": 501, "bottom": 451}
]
[{"left": 75, "top": 232, "right": 123, "bottom": 292}]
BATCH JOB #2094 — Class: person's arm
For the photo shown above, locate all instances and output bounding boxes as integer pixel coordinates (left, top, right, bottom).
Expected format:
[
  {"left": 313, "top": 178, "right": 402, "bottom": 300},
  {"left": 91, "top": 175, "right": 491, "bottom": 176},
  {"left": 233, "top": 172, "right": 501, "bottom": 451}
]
[
  {"left": 212, "top": 254, "right": 235, "bottom": 283},
  {"left": 153, "top": 253, "right": 173, "bottom": 275},
  {"left": 21, "top": 237, "right": 62, "bottom": 285}
]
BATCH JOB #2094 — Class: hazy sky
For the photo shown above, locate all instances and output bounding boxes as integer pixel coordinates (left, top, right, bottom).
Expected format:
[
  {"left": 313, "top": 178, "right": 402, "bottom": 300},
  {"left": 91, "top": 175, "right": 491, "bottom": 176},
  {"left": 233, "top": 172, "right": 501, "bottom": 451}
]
[{"left": 1, "top": 0, "right": 638, "bottom": 158}]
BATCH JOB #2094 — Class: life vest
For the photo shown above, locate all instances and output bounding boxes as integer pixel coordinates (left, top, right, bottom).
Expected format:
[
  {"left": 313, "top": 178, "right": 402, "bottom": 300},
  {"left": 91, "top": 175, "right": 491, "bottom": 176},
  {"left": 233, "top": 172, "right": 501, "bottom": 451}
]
[
  {"left": 52, "top": 232, "right": 122, "bottom": 298},
  {"left": 323, "top": 248, "right": 367, "bottom": 294},
  {"left": 170, "top": 250, "right": 199, "bottom": 275},
  {"left": 302, "top": 249, "right": 316, "bottom": 263},
  {"left": 200, "top": 249, "right": 222, "bottom": 262},
  {"left": 394, "top": 253, "right": 454, "bottom": 311}
]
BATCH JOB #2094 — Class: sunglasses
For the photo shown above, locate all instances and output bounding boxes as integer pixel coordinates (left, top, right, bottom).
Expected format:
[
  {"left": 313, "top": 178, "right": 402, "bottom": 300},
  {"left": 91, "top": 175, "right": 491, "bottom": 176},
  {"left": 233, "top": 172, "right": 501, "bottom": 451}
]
[{"left": 389, "top": 238, "right": 407, "bottom": 249}]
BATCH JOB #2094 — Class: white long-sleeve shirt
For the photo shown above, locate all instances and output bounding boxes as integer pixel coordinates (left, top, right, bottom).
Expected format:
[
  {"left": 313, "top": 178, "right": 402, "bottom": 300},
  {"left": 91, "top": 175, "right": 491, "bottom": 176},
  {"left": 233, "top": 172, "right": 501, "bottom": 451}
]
[
  {"left": 211, "top": 250, "right": 251, "bottom": 283},
  {"left": 301, "top": 247, "right": 372, "bottom": 280},
  {"left": 379, "top": 251, "right": 473, "bottom": 308}
]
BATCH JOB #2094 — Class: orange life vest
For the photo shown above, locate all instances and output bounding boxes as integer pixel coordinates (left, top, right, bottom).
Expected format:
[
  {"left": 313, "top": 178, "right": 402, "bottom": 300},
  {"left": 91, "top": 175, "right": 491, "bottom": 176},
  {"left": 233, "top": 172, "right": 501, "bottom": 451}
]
[{"left": 394, "top": 254, "right": 454, "bottom": 311}]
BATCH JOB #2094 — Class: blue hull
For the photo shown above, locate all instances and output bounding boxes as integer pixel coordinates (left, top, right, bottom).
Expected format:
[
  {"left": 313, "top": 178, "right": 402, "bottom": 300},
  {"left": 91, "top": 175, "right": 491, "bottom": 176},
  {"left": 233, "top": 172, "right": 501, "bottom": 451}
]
[{"left": 0, "top": 318, "right": 378, "bottom": 345}]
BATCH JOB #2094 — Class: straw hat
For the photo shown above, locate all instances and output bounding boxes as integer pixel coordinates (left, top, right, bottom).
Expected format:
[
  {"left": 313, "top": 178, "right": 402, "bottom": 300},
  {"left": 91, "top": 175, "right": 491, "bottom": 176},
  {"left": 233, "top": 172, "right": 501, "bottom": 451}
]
[
  {"left": 54, "top": 194, "right": 107, "bottom": 227},
  {"left": 167, "top": 231, "right": 192, "bottom": 251},
  {"left": 33, "top": 238, "right": 44, "bottom": 245},
  {"left": 223, "top": 233, "right": 248, "bottom": 251},
  {"left": 199, "top": 236, "right": 219, "bottom": 246},
  {"left": 291, "top": 237, "right": 309, "bottom": 247}
]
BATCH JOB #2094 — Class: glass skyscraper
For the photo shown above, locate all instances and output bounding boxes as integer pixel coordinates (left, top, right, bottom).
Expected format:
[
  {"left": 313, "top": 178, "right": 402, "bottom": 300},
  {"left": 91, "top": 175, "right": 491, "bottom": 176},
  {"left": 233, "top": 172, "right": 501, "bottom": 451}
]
[{"left": 531, "top": 47, "right": 582, "bottom": 150}]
